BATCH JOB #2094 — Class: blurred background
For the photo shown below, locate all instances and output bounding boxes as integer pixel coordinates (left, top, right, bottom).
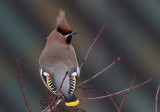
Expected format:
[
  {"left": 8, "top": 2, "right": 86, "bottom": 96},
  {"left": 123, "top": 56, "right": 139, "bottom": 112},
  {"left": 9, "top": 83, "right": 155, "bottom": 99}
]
[{"left": 0, "top": 0, "right": 160, "bottom": 112}]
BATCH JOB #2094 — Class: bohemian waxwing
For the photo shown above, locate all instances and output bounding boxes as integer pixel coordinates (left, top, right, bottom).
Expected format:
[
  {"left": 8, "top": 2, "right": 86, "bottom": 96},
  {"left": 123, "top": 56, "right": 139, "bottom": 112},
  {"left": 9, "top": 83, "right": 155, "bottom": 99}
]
[{"left": 39, "top": 10, "right": 80, "bottom": 106}]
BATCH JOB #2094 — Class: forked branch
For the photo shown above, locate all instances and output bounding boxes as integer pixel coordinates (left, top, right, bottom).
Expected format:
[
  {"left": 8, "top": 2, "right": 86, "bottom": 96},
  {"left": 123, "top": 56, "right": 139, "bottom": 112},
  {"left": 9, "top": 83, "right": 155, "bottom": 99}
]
[
  {"left": 78, "top": 78, "right": 152, "bottom": 101},
  {"left": 119, "top": 73, "right": 137, "bottom": 111},
  {"left": 106, "top": 91, "right": 120, "bottom": 112}
]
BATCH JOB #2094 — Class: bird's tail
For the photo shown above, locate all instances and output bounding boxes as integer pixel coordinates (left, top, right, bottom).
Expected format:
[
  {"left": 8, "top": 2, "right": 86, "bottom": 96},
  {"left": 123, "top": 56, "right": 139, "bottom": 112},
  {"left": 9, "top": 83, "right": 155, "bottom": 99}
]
[{"left": 64, "top": 95, "right": 79, "bottom": 106}]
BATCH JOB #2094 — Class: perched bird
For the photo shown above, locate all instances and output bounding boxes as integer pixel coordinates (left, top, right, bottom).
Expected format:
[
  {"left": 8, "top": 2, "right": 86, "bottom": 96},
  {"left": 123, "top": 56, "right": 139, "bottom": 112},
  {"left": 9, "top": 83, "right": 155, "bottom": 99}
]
[{"left": 39, "top": 10, "right": 80, "bottom": 106}]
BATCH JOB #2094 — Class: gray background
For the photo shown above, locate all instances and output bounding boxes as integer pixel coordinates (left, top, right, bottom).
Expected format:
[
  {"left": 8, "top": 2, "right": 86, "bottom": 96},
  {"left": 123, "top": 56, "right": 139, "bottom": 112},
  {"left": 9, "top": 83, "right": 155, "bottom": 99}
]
[{"left": 0, "top": 0, "right": 160, "bottom": 112}]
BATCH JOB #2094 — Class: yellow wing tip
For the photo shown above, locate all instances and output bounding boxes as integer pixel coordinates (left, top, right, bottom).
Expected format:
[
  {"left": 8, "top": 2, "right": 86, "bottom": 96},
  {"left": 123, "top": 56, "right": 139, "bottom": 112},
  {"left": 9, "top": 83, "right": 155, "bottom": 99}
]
[{"left": 65, "top": 100, "right": 79, "bottom": 106}]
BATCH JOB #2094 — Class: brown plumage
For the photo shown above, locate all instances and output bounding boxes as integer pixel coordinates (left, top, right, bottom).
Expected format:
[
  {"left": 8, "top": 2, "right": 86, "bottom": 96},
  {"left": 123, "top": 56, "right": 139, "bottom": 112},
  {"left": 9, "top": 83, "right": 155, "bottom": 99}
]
[
  {"left": 56, "top": 10, "right": 71, "bottom": 33},
  {"left": 39, "top": 10, "right": 80, "bottom": 107}
]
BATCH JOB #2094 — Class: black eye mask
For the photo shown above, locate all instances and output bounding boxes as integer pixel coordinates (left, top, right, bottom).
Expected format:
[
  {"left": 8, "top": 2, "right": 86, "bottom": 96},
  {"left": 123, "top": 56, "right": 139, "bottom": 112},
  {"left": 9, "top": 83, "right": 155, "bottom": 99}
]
[{"left": 57, "top": 27, "right": 72, "bottom": 36}]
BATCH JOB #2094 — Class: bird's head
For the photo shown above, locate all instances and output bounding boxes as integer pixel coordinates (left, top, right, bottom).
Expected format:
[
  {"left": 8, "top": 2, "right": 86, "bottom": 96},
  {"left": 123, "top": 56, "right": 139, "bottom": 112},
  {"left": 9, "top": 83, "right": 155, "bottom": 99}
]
[{"left": 52, "top": 10, "right": 77, "bottom": 44}]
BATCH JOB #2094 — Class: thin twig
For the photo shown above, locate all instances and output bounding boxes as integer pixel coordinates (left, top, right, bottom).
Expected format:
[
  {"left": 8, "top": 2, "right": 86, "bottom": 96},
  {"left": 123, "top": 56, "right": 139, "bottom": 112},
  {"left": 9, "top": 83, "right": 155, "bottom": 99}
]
[
  {"left": 78, "top": 78, "right": 152, "bottom": 101},
  {"left": 53, "top": 105, "right": 57, "bottom": 112},
  {"left": 155, "top": 83, "right": 160, "bottom": 112},
  {"left": 46, "top": 89, "right": 53, "bottom": 112},
  {"left": 78, "top": 86, "right": 92, "bottom": 98},
  {"left": 119, "top": 73, "right": 137, "bottom": 111},
  {"left": 106, "top": 91, "right": 120, "bottom": 112},
  {"left": 78, "top": 55, "right": 123, "bottom": 86},
  {"left": 60, "top": 71, "right": 68, "bottom": 89},
  {"left": 46, "top": 78, "right": 151, "bottom": 108},
  {"left": 15, "top": 54, "right": 31, "bottom": 112},
  {"left": 79, "top": 20, "right": 107, "bottom": 70},
  {"left": 42, "top": 99, "right": 62, "bottom": 112}
]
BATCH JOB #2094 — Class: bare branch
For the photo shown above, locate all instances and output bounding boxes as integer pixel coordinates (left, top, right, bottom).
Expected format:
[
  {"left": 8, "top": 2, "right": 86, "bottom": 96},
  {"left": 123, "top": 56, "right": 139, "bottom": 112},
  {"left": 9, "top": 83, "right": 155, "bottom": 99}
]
[
  {"left": 46, "top": 89, "right": 53, "bottom": 112},
  {"left": 155, "top": 83, "right": 160, "bottom": 112},
  {"left": 78, "top": 55, "right": 123, "bottom": 86},
  {"left": 15, "top": 54, "right": 31, "bottom": 112},
  {"left": 43, "top": 77, "right": 151, "bottom": 112},
  {"left": 79, "top": 20, "right": 107, "bottom": 70},
  {"left": 119, "top": 73, "right": 137, "bottom": 111},
  {"left": 78, "top": 78, "right": 152, "bottom": 101},
  {"left": 60, "top": 71, "right": 68, "bottom": 89},
  {"left": 106, "top": 91, "right": 120, "bottom": 112}
]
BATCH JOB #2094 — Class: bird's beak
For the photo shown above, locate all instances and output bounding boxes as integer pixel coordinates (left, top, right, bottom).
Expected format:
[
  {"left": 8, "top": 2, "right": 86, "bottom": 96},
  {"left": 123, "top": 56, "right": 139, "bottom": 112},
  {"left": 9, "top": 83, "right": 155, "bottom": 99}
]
[
  {"left": 72, "top": 31, "right": 77, "bottom": 35},
  {"left": 66, "top": 31, "right": 77, "bottom": 37},
  {"left": 70, "top": 31, "right": 77, "bottom": 36}
]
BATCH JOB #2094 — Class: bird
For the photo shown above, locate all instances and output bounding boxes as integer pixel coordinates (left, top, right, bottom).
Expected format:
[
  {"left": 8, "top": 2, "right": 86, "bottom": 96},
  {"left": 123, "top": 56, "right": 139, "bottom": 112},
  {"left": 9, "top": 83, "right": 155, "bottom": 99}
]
[{"left": 39, "top": 10, "right": 80, "bottom": 107}]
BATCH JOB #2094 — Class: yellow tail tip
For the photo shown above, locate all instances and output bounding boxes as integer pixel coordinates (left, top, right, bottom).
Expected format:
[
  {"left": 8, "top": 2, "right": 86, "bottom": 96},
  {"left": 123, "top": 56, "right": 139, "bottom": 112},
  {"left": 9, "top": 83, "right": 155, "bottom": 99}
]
[{"left": 65, "top": 100, "right": 79, "bottom": 106}]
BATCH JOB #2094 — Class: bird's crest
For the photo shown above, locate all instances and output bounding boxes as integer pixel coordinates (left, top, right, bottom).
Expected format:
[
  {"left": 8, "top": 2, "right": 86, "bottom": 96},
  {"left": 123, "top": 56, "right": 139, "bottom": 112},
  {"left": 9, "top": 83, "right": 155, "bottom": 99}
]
[{"left": 56, "top": 10, "right": 71, "bottom": 33}]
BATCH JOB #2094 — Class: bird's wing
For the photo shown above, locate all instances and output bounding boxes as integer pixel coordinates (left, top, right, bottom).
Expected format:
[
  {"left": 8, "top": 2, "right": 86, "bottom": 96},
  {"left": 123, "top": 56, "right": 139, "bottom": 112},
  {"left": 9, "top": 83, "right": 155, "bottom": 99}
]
[
  {"left": 68, "top": 70, "right": 78, "bottom": 95},
  {"left": 40, "top": 68, "right": 57, "bottom": 94}
]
